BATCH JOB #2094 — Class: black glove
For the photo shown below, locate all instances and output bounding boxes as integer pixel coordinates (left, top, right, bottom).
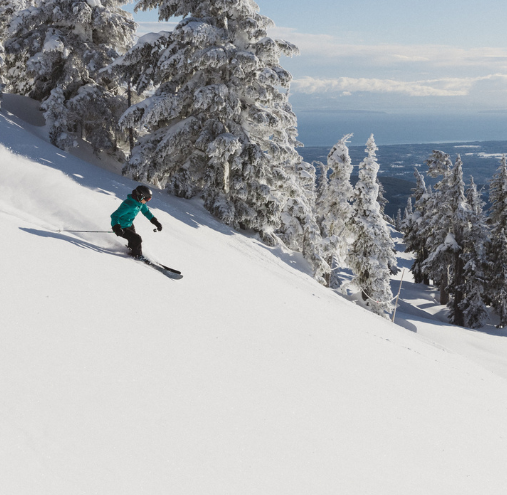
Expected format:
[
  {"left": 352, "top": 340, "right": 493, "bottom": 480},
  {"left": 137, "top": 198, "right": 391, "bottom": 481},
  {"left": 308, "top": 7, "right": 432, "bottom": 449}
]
[
  {"left": 151, "top": 217, "right": 162, "bottom": 231},
  {"left": 112, "top": 224, "right": 124, "bottom": 236}
]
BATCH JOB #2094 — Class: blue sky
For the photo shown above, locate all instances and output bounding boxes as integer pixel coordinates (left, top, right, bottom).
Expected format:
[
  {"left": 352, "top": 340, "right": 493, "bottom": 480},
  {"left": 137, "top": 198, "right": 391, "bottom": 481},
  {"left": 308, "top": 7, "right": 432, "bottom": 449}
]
[{"left": 124, "top": 0, "right": 507, "bottom": 115}]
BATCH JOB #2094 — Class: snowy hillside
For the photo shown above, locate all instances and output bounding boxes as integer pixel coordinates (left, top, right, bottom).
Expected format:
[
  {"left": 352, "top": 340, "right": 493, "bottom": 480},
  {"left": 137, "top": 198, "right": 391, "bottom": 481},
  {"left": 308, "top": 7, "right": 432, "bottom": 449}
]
[{"left": 1, "top": 96, "right": 507, "bottom": 494}]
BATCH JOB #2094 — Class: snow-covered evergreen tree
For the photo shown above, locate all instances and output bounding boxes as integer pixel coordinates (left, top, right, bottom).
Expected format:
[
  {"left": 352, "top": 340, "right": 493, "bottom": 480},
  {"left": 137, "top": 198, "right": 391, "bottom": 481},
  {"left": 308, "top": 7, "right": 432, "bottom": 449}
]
[
  {"left": 395, "top": 208, "right": 403, "bottom": 232},
  {"left": 0, "top": 2, "right": 6, "bottom": 106},
  {"left": 316, "top": 134, "right": 354, "bottom": 287},
  {"left": 4, "top": 0, "right": 136, "bottom": 152},
  {"left": 442, "top": 156, "right": 472, "bottom": 326},
  {"left": 115, "top": 0, "right": 327, "bottom": 277},
  {"left": 274, "top": 109, "right": 329, "bottom": 281},
  {"left": 346, "top": 135, "right": 396, "bottom": 317},
  {"left": 401, "top": 196, "right": 414, "bottom": 236},
  {"left": 0, "top": 0, "right": 29, "bottom": 106},
  {"left": 460, "top": 177, "right": 490, "bottom": 328},
  {"left": 488, "top": 155, "right": 507, "bottom": 326},
  {"left": 404, "top": 196, "right": 413, "bottom": 219},
  {"left": 490, "top": 228, "right": 507, "bottom": 328},
  {"left": 489, "top": 155, "right": 507, "bottom": 230},
  {"left": 421, "top": 150, "right": 454, "bottom": 304},
  {"left": 278, "top": 157, "right": 329, "bottom": 283},
  {"left": 416, "top": 154, "right": 485, "bottom": 327},
  {"left": 403, "top": 168, "right": 430, "bottom": 285},
  {"left": 0, "top": 39, "right": 4, "bottom": 109}
]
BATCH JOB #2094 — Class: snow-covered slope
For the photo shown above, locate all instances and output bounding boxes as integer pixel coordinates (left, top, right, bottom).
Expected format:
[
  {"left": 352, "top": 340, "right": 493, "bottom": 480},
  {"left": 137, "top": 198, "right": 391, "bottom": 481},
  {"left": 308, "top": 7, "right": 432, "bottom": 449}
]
[{"left": 1, "top": 98, "right": 507, "bottom": 494}]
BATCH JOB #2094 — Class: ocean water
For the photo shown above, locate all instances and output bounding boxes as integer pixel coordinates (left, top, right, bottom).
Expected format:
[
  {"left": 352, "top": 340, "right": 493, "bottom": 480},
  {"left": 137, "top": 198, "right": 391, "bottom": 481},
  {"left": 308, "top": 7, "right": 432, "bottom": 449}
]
[{"left": 295, "top": 112, "right": 507, "bottom": 147}]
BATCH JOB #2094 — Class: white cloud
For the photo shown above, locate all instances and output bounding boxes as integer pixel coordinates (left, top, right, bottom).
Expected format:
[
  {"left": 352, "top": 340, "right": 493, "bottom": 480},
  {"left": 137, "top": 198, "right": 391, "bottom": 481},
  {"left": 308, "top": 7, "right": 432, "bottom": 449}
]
[
  {"left": 269, "top": 26, "right": 507, "bottom": 71},
  {"left": 292, "top": 74, "right": 507, "bottom": 98}
]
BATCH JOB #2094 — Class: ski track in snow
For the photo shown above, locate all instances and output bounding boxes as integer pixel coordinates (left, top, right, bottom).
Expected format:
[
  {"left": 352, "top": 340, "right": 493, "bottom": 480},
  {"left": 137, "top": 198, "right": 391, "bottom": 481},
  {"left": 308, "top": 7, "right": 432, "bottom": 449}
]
[{"left": 1, "top": 96, "right": 507, "bottom": 494}]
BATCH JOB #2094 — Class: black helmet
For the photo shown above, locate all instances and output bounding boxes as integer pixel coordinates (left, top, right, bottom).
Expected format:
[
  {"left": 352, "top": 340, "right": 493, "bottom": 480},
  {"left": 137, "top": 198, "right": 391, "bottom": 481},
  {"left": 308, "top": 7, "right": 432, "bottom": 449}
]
[{"left": 133, "top": 185, "right": 153, "bottom": 202}]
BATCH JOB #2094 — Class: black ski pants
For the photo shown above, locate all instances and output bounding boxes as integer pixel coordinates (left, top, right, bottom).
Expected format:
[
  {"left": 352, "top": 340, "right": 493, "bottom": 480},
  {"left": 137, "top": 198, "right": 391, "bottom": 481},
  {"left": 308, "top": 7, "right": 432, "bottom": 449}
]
[{"left": 121, "top": 224, "right": 143, "bottom": 256}]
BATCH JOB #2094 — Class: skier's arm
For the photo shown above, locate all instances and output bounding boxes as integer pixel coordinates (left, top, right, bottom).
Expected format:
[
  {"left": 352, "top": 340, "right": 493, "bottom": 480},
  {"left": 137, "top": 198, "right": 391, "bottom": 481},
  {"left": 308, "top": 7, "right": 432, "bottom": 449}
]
[{"left": 141, "top": 203, "right": 155, "bottom": 221}]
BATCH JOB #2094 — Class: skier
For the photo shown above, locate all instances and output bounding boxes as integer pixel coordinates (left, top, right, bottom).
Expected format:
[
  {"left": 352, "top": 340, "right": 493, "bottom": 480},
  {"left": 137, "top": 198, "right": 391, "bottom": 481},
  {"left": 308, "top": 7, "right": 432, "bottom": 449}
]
[{"left": 111, "top": 185, "right": 162, "bottom": 260}]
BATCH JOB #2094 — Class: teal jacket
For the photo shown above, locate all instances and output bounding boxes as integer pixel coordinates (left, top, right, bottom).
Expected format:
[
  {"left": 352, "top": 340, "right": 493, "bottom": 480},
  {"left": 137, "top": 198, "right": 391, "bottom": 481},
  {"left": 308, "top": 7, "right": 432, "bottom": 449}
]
[{"left": 111, "top": 194, "right": 155, "bottom": 228}]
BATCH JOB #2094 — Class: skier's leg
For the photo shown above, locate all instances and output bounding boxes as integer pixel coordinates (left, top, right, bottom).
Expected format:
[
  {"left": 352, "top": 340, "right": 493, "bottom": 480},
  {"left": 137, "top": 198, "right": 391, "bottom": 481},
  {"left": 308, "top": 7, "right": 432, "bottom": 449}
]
[{"left": 122, "top": 225, "right": 143, "bottom": 256}]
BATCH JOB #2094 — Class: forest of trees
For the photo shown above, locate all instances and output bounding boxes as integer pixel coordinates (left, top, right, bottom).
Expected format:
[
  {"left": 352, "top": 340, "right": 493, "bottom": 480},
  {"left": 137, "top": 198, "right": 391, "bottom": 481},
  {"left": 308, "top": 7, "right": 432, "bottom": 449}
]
[
  {"left": 399, "top": 151, "right": 507, "bottom": 329},
  {"left": 2, "top": 0, "right": 506, "bottom": 325}
]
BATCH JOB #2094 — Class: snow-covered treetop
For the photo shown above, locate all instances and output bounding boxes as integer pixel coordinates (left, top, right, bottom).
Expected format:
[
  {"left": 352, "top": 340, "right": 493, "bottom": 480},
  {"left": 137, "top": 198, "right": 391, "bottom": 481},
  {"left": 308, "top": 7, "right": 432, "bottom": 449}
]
[
  {"left": 448, "top": 155, "right": 468, "bottom": 208},
  {"left": 412, "top": 168, "right": 427, "bottom": 202},
  {"left": 135, "top": 0, "right": 267, "bottom": 27},
  {"left": 466, "top": 177, "right": 483, "bottom": 216},
  {"left": 354, "top": 134, "right": 380, "bottom": 212},
  {"left": 327, "top": 133, "right": 353, "bottom": 175},
  {"left": 426, "top": 149, "right": 453, "bottom": 179}
]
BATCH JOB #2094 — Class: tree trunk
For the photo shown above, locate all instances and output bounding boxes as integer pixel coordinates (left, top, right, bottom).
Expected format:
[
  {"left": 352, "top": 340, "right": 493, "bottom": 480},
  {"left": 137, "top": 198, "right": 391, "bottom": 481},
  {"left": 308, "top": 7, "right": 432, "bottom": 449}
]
[
  {"left": 439, "top": 266, "right": 449, "bottom": 305},
  {"left": 323, "top": 255, "right": 332, "bottom": 287},
  {"left": 422, "top": 248, "right": 430, "bottom": 285},
  {"left": 452, "top": 254, "right": 465, "bottom": 326}
]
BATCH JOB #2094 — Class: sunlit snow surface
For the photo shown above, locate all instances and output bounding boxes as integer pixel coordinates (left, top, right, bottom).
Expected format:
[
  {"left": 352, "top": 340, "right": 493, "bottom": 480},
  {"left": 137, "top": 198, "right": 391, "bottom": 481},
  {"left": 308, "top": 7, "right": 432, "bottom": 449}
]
[{"left": 1, "top": 95, "right": 507, "bottom": 494}]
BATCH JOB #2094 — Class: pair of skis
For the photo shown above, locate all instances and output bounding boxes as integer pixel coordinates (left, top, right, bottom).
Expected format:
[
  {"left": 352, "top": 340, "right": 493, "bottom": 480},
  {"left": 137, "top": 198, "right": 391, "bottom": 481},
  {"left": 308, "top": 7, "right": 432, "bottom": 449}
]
[
  {"left": 126, "top": 247, "right": 183, "bottom": 280},
  {"left": 135, "top": 256, "right": 183, "bottom": 280}
]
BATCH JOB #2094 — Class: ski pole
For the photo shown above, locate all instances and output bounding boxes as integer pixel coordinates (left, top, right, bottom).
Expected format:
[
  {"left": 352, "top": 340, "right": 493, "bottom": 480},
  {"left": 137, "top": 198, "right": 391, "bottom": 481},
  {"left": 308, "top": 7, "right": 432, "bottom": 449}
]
[
  {"left": 58, "top": 229, "right": 159, "bottom": 233},
  {"left": 57, "top": 230, "right": 114, "bottom": 233}
]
